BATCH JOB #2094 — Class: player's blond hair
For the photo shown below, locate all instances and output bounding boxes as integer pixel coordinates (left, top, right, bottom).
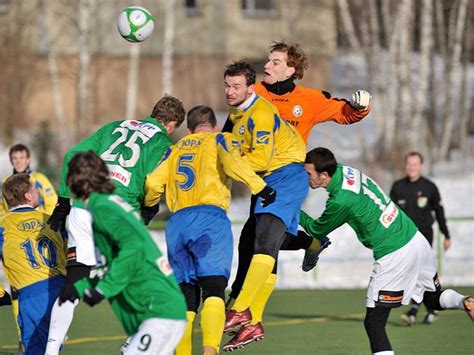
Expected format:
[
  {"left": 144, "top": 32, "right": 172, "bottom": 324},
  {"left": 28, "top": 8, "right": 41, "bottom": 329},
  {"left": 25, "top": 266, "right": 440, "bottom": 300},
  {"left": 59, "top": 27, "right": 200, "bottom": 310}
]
[
  {"left": 270, "top": 41, "right": 309, "bottom": 80},
  {"left": 2, "top": 173, "right": 32, "bottom": 208}
]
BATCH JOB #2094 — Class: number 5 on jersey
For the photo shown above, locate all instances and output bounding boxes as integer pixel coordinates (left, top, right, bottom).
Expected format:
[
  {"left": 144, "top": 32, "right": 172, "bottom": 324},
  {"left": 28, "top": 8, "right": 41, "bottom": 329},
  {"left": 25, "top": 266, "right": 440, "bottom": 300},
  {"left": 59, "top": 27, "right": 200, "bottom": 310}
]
[{"left": 176, "top": 154, "right": 196, "bottom": 191}]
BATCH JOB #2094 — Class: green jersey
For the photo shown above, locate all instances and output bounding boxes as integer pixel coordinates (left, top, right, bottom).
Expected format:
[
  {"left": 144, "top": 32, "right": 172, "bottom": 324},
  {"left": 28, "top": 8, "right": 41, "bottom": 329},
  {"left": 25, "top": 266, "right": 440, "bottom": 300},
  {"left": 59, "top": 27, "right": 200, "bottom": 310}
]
[
  {"left": 74, "top": 192, "right": 186, "bottom": 331},
  {"left": 300, "top": 164, "right": 417, "bottom": 260},
  {"left": 59, "top": 117, "right": 172, "bottom": 210}
]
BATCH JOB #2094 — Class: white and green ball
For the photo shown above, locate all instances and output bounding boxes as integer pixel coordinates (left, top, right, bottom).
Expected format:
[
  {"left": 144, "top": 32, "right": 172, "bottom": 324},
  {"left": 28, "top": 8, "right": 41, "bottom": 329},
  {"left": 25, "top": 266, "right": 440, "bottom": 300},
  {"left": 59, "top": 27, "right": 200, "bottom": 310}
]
[{"left": 117, "top": 6, "right": 154, "bottom": 43}]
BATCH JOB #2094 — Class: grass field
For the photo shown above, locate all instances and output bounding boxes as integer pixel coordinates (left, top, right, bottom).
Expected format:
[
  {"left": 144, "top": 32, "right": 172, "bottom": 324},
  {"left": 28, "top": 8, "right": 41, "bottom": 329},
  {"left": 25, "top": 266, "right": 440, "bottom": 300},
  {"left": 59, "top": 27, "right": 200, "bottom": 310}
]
[{"left": 1, "top": 288, "right": 473, "bottom": 354}]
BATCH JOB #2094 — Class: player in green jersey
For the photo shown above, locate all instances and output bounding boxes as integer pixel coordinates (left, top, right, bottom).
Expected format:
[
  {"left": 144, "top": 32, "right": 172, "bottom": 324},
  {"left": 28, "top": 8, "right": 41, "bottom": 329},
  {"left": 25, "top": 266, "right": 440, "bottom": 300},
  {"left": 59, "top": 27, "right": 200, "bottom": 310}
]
[
  {"left": 64, "top": 151, "right": 186, "bottom": 354},
  {"left": 300, "top": 147, "right": 473, "bottom": 355},
  {"left": 45, "top": 95, "right": 186, "bottom": 354}
]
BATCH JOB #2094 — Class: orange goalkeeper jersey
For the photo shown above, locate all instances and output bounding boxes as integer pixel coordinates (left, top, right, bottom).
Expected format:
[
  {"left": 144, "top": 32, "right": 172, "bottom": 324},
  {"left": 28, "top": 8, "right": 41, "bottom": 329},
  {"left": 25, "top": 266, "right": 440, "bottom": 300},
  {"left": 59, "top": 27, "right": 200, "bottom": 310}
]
[{"left": 255, "top": 82, "right": 370, "bottom": 143}]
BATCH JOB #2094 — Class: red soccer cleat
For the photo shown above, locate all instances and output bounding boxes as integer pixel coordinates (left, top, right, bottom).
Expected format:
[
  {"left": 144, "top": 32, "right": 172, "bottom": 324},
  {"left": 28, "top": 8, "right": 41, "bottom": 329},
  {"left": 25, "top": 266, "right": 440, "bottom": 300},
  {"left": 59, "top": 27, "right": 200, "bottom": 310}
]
[
  {"left": 224, "top": 308, "right": 252, "bottom": 334},
  {"left": 223, "top": 323, "right": 264, "bottom": 352}
]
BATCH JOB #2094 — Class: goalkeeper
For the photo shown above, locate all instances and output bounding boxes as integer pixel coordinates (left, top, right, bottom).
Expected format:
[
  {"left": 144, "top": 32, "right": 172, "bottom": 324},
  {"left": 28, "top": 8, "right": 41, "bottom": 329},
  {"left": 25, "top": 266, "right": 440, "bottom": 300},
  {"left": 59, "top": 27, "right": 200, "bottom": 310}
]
[
  {"left": 45, "top": 95, "right": 185, "bottom": 354},
  {"left": 223, "top": 41, "right": 371, "bottom": 312},
  {"left": 300, "top": 147, "right": 473, "bottom": 355}
]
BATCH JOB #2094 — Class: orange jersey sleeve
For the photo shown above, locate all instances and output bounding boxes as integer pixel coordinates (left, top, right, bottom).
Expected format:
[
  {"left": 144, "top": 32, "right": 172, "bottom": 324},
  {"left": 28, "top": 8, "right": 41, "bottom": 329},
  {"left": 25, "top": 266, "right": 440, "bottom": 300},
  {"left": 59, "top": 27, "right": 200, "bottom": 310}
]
[{"left": 255, "top": 82, "right": 370, "bottom": 143}]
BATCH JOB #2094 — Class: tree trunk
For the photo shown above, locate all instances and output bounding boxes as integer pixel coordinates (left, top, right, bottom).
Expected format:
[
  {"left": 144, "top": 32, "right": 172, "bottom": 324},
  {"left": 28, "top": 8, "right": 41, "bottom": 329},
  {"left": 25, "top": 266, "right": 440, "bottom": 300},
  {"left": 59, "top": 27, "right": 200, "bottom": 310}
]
[
  {"left": 384, "top": 1, "right": 406, "bottom": 156},
  {"left": 126, "top": 44, "right": 141, "bottom": 119},
  {"left": 409, "top": 0, "right": 433, "bottom": 152},
  {"left": 459, "top": 7, "right": 473, "bottom": 157},
  {"left": 76, "top": 0, "right": 95, "bottom": 140},
  {"left": 397, "top": 0, "right": 414, "bottom": 145},
  {"left": 337, "top": 0, "right": 361, "bottom": 49},
  {"left": 438, "top": 0, "right": 468, "bottom": 160},
  {"left": 162, "top": 0, "right": 176, "bottom": 95},
  {"left": 38, "top": 0, "right": 66, "bottom": 156}
]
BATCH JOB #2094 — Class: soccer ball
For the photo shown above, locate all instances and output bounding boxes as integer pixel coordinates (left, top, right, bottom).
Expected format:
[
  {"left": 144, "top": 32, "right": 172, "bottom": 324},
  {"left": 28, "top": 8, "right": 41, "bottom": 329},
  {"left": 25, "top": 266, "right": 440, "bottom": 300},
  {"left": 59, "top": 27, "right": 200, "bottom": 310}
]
[{"left": 117, "top": 6, "right": 155, "bottom": 43}]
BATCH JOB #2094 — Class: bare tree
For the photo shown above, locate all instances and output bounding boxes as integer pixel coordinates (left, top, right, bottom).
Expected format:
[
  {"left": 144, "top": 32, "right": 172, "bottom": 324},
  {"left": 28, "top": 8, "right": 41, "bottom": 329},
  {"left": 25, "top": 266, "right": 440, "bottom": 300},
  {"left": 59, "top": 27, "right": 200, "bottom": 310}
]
[
  {"left": 126, "top": 44, "right": 141, "bottom": 119},
  {"left": 162, "top": 0, "right": 176, "bottom": 95},
  {"left": 76, "top": 0, "right": 96, "bottom": 140},
  {"left": 37, "top": 0, "right": 66, "bottom": 156},
  {"left": 459, "top": 5, "right": 473, "bottom": 157},
  {"left": 337, "top": 0, "right": 361, "bottom": 49},
  {"left": 438, "top": 0, "right": 468, "bottom": 160},
  {"left": 0, "top": 1, "right": 38, "bottom": 144},
  {"left": 409, "top": 0, "right": 433, "bottom": 152}
]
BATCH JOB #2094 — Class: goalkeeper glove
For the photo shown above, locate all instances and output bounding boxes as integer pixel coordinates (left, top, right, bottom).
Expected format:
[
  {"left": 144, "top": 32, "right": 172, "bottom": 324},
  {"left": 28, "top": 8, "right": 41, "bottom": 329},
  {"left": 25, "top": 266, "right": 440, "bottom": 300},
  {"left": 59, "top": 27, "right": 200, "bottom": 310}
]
[
  {"left": 58, "top": 283, "right": 80, "bottom": 305},
  {"left": 83, "top": 288, "right": 105, "bottom": 307},
  {"left": 141, "top": 203, "right": 160, "bottom": 225},
  {"left": 350, "top": 90, "right": 371, "bottom": 110},
  {"left": 47, "top": 196, "right": 71, "bottom": 232},
  {"left": 0, "top": 292, "right": 12, "bottom": 306},
  {"left": 257, "top": 186, "right": 277, "bottom": 207}
]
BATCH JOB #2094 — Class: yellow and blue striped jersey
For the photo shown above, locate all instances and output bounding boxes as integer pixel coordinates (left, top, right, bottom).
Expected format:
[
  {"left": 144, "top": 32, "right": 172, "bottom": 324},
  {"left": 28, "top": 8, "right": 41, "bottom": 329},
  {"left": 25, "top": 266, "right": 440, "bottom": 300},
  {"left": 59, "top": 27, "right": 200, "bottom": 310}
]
[
  {"left": 0, "top": 171, "right": 58, "bottom": 218},
  {"left": 1, "top": 207, "right": 66, "bottom": 290},
  {"left": 228, "top": 94, "right": 306, "bottom": 176},
  {"left": 144, "top": 132, "right": 267, "bottom": 212}
]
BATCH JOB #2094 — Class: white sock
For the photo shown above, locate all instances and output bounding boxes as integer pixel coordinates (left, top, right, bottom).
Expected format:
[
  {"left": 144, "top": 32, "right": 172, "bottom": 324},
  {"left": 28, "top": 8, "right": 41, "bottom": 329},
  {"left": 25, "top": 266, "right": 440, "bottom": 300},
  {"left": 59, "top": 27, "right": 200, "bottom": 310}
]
[
  {"left": 439, "top": 289, "right": 465, "bottom": 310},
  {"left": 45, "top": 298, "right": 79, "bottom": 355},
  {"left": 373, "top": 351, "right": 395, "bottom": 355}
]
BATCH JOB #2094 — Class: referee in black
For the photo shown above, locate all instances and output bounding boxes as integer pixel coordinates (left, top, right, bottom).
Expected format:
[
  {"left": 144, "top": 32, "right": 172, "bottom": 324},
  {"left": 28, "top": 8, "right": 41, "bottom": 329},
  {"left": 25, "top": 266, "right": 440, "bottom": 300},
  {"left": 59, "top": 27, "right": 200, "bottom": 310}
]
[{"left": 390, "top": 151, "right": 451, "bottom": 325}]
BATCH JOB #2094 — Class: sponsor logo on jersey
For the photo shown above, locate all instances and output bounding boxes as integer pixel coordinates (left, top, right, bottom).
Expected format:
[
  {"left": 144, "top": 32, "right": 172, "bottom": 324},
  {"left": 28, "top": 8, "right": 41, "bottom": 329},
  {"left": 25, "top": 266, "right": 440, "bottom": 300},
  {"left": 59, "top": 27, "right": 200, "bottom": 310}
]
[
  {"left": 256, "top": 131, "right": 270, "bottom": 144},
  {"left": 179, "top": 138, "right": 203, "bottom": 149},
  {"left": 156, "top": 256, "right": 173, "bottom": 276},
  {"left": 376, "top": 290, "right": 403, "bottom": 308},
  {"left": 285, "top": 119, "right": 300, "bottom": 126},
  {"left": 379, "top": 201, "right": 399, "bottom": 228},
  {"left": 238, "top": 125, "right": 245, "bottom": 135},
  {"left": 417, "top": 196, "right": 428, "bottom": 208},
  {"left": 121, "top": 120, "right": 161, "bottom": 138},
  {"left": 107, "top": 164, "right": 131, "bottom": 187},
  {"left": 292, "top": 105, "right": 303, "bottom": 117},
  {"left": 17, "top": 218, "right": 45, "bottom": 232},
  {"left": 342, "top": 166, "right": 361, "bottom": 193},
  {"left": 271, "top": 98, "right": 289, "bottom": 102}
]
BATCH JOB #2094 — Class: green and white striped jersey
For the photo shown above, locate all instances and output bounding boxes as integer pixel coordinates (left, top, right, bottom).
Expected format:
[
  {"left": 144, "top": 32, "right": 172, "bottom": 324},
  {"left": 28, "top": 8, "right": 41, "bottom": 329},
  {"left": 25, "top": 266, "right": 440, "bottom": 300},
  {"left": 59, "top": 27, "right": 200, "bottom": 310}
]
[
  {"left": 59, "top": 117, "right": 171, "bottom": 211},
  {"left": 300, "top": 164, "right": 417, "bottom": 260}
]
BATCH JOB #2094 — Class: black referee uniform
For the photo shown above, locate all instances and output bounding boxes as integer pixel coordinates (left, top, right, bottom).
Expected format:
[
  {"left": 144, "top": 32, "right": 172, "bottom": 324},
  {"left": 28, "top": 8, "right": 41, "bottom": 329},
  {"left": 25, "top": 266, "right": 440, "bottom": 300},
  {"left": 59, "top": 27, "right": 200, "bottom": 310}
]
[{"left": 390, "top": 176, "right": 450, "bottom": 245}]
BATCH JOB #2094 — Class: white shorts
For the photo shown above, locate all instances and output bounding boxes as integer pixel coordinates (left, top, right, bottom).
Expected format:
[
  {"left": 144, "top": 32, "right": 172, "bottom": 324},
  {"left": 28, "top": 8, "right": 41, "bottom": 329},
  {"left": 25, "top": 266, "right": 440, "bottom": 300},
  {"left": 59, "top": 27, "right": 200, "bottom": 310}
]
[
  {"left": 66, "top": 207, "right": 97, "bottom": 266},
  {"left": 122, "top": 318, "right": 186, "bottom": 355},
  {"left": 366, "top": 231, "right": 438, "bottom": 308}
]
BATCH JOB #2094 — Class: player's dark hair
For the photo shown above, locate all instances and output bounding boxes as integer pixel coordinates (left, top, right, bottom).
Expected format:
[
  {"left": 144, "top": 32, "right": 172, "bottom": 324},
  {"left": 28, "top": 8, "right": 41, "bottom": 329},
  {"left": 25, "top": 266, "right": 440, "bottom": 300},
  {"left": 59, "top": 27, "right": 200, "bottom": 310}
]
[
  {"left": 9, "top": 144, "right": 30, "bottom": 159},
  {"left": 305, "top": 147, "right": 338, "bottom": 177},
  {"left": 224, "top": 61, "right": 256, "bottom": 86},
  {"left": 67, "top": 151, "right": 115, "bottom": 199},
  {"left": 270, "top": 41, "right": 309, "bottom": 80},
  {"left": 187, "top": 105, "right": 217, "bottom": 132},
  {"left": 150, "top": 94, "right": 186, "bottom": 128},
  {"left": 405, "top": 151, "right": 424, "bottom": 164},
  {"left": 2, "top": 173, "right": 32, "bottom": 208}
]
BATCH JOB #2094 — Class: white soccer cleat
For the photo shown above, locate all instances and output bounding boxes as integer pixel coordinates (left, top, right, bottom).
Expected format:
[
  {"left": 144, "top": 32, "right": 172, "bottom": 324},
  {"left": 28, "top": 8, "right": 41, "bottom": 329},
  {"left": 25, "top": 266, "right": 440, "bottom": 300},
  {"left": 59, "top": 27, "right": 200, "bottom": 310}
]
[
  {"left": 400, "top": 313, "right": 416, "bottom": 326},
  {"left": 422, "top": 312, "right": 439, "bottom": 324}
]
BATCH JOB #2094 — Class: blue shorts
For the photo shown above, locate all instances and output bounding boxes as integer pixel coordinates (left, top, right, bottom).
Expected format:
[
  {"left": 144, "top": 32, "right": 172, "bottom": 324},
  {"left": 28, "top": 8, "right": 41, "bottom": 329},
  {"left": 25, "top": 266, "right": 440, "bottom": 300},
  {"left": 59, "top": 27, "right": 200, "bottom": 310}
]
[
  {"left": 18, "top": 276, "right": 65, "bottom": 355},
  {"left": 255, "top": 163, "right": 309, "bottom": 236},
  {"left": 166, "top": 205, "right": 233, "bottom": 284}
]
